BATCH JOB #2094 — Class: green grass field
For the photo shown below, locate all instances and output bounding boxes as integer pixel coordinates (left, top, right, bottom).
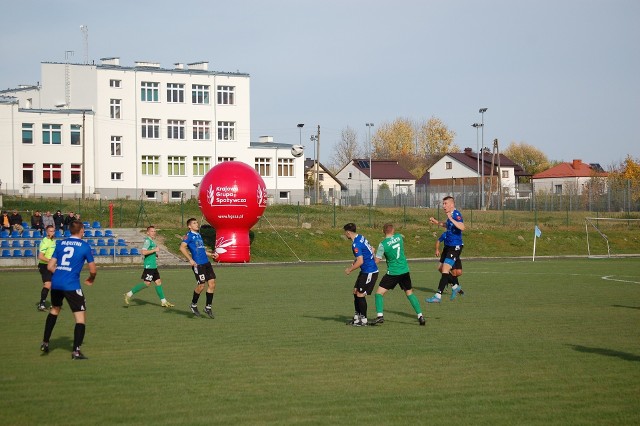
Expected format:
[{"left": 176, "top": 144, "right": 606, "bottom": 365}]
[{"left": 1, "top": 259, "right": 639, "bottom": 425}]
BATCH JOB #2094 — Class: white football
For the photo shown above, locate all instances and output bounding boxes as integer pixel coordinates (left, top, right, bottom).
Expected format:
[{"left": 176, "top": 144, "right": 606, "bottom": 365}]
[{"left": 291, "top": 145, "right": 304, "bottom": 158}]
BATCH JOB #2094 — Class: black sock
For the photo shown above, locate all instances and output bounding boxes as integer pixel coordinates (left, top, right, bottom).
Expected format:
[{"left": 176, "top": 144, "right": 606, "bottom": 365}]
[
  {"left": 353, "top": 294, "right": 359, "bottom": 315},
  {"left": 73, "top": 323, "right": 86, "bottom": 352},
  {"left": 205, "top": 292, "right": 214, "bottom": 307},
  {"left": 40, "top": 288, "right": 49, "bottom": 304},
  {"left": 191, "top": 291, "right": 200, "bottom": 305},
  {"left": 437, "top": 273, "right": 449, "bottom": 293},
  {"left": 450, "top": 275, "right": 459, "bottom": 286},
  {"left": 356, "top": 297, "right": 367, "bottom": 319},
  {"left": 43, "top": 313, "right": 57, "bottom": 342}
]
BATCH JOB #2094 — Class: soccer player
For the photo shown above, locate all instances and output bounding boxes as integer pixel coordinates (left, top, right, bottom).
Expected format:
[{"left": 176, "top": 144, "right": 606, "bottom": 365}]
[
  {"left": 426, "top": 195, "right": 465, "bottom": 303},
  {"left": 179, "top": 218, "right": 219, "bottom": 318},
  {"left": 36, "top": 225, "right": 56, "bottom": 311},
  {"left": 343, "top": 222, "right": 378, "bottom": 326},
  {"left": 435, "top": 231, "right": 465, "bottom": 297},
  {"left": 40, "top": 220, "right": 96, "bottom": 360},
  {"left": 372, "top": 223, "right": 425, "bottom": 326},
  {"left": 124, "top": 225, "right": 174, "bottom": 308}
]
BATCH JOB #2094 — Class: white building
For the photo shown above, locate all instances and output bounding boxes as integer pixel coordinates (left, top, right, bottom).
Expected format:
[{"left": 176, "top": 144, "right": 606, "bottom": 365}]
[
  {"left": 336, "top": 159, "right": 416, "bottom": 206},
  {"left": 0, "top": 58, "right": 305, "bottom": 203}
]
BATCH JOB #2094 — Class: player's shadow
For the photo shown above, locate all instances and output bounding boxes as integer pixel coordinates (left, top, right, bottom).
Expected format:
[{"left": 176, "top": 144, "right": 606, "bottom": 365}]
[
  {"left": 567, "top": 344, "right": 640, "bottom": 362},
  {"left": 123, "top": 299, "right": 195, "bottom": 318},
  {"left": 412, "top": 286, "right": 448, "bottom": 294},
  {"left": 385, "top": 309, "right": 440, "bottom": 322},
  {"left": 303, "top": 314, "right": 354, "bottom": 324},
  {"left": 42, "top": 336, "right": 73, "bottom": 355},
  {"left": 612, "top": 304, "right": 640, "bottom": 310}
]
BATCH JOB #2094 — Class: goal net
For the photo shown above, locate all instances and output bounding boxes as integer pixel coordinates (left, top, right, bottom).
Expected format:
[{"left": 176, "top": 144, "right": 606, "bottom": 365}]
[{"left": 584, "top": 217, "right": 640, "bottom": 258}]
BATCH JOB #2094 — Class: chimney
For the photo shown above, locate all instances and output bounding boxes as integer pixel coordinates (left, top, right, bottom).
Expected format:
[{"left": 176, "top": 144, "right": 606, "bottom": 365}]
[
  {"left": 464, "top": 147, "right": 473, "bottom": 156},
  {"left": 174, "top": 63, "right": 184, "bottom": 70},
  {"left": 572, "top": 159, "right": 582, "bottom": 169},
  {"left": 258, "top": 136, "right": 274, "bottom": 143},
  {"left": 100, "top": 57, "right": 120, "bottom": 66},
  {"left": 187, "top": 61, "right": 209, "bottom": 71}
]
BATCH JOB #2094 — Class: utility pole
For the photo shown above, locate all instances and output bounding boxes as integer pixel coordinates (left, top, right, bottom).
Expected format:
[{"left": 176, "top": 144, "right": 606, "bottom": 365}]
[
  {"left": 315, "top": 125, "right": 320, "bottom": 204},
  {"left": 81, "top": 111, "right": 86, "bottom": 199}
]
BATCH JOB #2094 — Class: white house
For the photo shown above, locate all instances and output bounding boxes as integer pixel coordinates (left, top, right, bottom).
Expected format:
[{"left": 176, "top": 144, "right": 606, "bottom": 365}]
[
  {"left": 336, "top": 159, "right": 415, "bottom": 205},
  {"left": 0, "top": 58, "right": 305, "bottom": 203},
  {"left": 303, "top": 158, "right": 347, "bottom": 204},
  {"left": 532, "top": 159, "right": 607, "bottom": 195}
]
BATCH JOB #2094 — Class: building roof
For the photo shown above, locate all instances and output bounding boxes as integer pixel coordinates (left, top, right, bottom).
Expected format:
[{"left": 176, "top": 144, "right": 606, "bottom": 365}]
[
  {"left": 351, "top": 159, "right": 415, "bottom": 180},
  {"left": 447, "top": 149, "right": 529, "bottom": 177},
  {"left": 40, "top": 61, "right": 250, "bottom": 77},
  {"left": 532, "top": 159, "right": 608, "bottom": 179},
  {"left": 304, "top": 158, "right": 347, "bottom": 190}
]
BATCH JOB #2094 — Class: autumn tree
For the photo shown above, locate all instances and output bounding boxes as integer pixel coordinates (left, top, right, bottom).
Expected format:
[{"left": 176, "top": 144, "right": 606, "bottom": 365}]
[
  {"left": 415, "top": 116, "right": 459, "bottom": 176},
  {"left": 503, "top": 142, "right": 551, "bottom": 176},
  {"left": 328, "top": 126, "right": 363, "bottom": 172},
  {"left": 607, "top": 154, "right": 640, "bottom": 205}
]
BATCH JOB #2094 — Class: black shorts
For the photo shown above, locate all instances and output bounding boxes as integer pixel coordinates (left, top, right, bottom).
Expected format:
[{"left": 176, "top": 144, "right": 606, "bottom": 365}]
[
  {"left": 354, "top": 271, "right": 378, "bottom": 295},
  {"left": 379, "top": 272, "right": 412, "bottom": 291},
  {"left": 141, "top": 268, "right": 161, "bottom": 283},
  {"left": 441, "top": 245, "right": 463, "bottom": 270},
  {"left": 50, "top": 289, "right": 86, "bottom": 312},
  {"left": 38, "top": 263, "right": 53, "bottom": 283},
  {"left": 193, "top": 262, "right": 216, "bottom": 284}
]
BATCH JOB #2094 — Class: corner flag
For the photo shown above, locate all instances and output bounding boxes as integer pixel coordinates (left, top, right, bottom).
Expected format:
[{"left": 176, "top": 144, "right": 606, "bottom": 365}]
[{"left": 535, "top": 226, "right": 542, "bottom": 238}]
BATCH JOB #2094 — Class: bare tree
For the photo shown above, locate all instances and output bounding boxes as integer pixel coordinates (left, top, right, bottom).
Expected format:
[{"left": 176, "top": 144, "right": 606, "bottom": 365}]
[{"left": 328, "top": 126, "right": 362, "bottom": 172}]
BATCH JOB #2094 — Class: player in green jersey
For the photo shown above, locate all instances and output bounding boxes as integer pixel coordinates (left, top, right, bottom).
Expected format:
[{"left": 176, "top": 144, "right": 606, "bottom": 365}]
[
  {"left": 124, "top": 226, "right": 174, "bottom": 308},
  {"left": 36, "top": 225, "right": 56, "bottom": 311},
  {"left": 372, "top": 223, "right": 425, "bottom": 326}
]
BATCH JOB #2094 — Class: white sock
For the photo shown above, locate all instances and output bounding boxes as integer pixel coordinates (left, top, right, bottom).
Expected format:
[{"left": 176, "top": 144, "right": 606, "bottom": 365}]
[
  {"left": 126, "top": 291, "right": 133, "bottom": 297},
  {"left": 435, "top": 293, "right": 442, "bottom": 299},
  {"left": 452, "top": 284, "right": 459, "bottom": 290}
]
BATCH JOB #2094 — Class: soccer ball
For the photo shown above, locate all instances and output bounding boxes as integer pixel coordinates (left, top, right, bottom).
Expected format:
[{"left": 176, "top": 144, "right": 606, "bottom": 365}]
[{"left": 291, "top": 145, "right": 304, "bottom": 158}]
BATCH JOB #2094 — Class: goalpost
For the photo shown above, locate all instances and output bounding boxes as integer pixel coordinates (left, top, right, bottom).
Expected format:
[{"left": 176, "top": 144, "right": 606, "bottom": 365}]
[{"left": 585, "top": 217, "right": 640, "bottom": 258}]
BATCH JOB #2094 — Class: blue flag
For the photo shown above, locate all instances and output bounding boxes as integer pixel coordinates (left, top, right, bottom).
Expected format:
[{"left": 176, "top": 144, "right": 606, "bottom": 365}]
[{"left": 534, "top": 225, "right": 542, "bottom": 238}]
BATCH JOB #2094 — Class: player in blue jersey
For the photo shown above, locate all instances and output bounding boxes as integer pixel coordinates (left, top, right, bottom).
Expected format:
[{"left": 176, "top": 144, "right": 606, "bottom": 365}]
[
  {"left": 435, "top": 231, "right": 465, "bottom": 297},
  {"left": 343, "top": 223, "right": 379, "bottom": 326},
  {"left": 179, "top": 218, "right": 219, "bottom": 318},
  {"left": 40, "top": 220, "right": 97, "bottom": 360},
  {"left": 427, "top": 196, "right": 465, "bottom": 303}
]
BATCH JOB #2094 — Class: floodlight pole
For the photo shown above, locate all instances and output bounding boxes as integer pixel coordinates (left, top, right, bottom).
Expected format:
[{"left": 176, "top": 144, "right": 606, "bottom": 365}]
[
  {"left": 472, "top": 123, "right": 483, "bottom": 209},
  {"left": 479, "top": 108, "right": 487, "bottom": 209},
  {"left": 366, "top": 123, "right": 374, "bottom": 206}
]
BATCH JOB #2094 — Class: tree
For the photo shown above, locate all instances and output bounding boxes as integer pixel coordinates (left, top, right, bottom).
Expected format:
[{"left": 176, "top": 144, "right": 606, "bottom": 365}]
[
  {"left": 415, "top": 116, "right": 459, "bottom": 176},
  {"left": 328, "top": 126, "right": 362, "bottom": 172},
  {"left": 503, "top": 142, "right": 550, "bottom": 175},
  {"left": 607, "top": 155, "right": 640, "bottom": 205},
  {"left": 371, "top": 118, "right": 420, "bottom": 177}
]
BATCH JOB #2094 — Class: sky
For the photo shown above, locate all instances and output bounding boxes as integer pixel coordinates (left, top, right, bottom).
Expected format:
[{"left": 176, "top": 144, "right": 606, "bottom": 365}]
[{"left": 2, "top": 0, "right": 638, "bottom": 169}]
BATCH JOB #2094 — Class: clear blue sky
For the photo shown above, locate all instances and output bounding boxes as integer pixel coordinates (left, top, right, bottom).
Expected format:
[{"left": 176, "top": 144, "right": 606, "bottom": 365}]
[{"left": 2, "top": 0, "right": 638, "bottom": 169}]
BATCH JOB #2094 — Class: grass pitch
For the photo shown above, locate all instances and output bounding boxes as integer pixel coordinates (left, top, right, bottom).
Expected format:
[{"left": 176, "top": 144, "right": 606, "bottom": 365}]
[{"left": 1, "top": 258, "right": 639, "bottom": 425}]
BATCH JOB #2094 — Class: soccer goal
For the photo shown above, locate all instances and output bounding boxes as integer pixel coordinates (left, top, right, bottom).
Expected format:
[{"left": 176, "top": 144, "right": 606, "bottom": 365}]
[{"left": 585, "top": 217, "right": 640, "bottom": 258}]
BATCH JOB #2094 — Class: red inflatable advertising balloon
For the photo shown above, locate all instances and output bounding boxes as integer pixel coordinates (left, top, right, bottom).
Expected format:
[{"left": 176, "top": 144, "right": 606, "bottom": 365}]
[{"left": 198, "top": 161, "right": 268, "bottom": 263}]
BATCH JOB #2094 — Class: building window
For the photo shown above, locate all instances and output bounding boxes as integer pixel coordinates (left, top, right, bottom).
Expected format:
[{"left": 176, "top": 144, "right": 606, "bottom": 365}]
[
  {"left": 217, "top": 85, "right": 235, "bottom": 105},
  {"left": 42, "top": 124, "right": 62, "bottom": 145},
  {"left": 193, "top": 120, "right": 211, "bottom": 140},
  {"left": 141, "top": 155, "right": 160, "bottom": 175},
  {"left": 70, "top": 164, "right": 81, "bottom": 184},
  {"left": 167, "top": 120, "right": 185, "bottom": 140},
  {"left": 555, "top": 184, "right": 562, "bottom": 194},
  {"left": 111, "top": 172, "right": 123, "bottom": 181},
  {"left": 22, "top": 123, "right": 33, "bottom": 144},
  {"left": 255, "top": 158, "right": 271, "bottom": 177},
  {"left": 319, "top": 173, "right": 324, "bottom": 181},
  {"left": 217, "top": 157, "right": 235, "bottom": 163},
  {"left": 348, "top": 172, "right": 352, "bottom": 179},
  {"left": 110, "top": 99, "right": 121, "bottom": 119},
  {"left": 22, "top": 163, "right": 34, "bottom": 184},
  {"left": 502, "top": 170, "right": 509, "bottom": 178},
  {"left": 278, "top": 159, "right": 294, "bottom": 177},
  {"left": 110, "top": 79, "right": 121, "bottom": 88},
  {"left": 71, "top": 124, "right": 81, "bottom": 145},
  {"left": 145, "top": 191, "right": 157, "bottom": 200},
  {"left": 141, "top": 81, "right": 159, "bottom": 102},
  {"left": 167, "top": 156, "right": 186, "bottom": 176},
  {"left": 42, "top": 163, "right": 62, "bottom": 184},
  {"left": 193, "top": 156, "right": 211, "bottom": 176},
  {"left": 141, "top": 118, "right": 160, "bottom": 139},
  {"left": 192, "top": 84, "right": 210, "bottom": 104},
  {"left": 167, "top": 83, "right": 185, "bottom": 103},
  {"left": 445, "top": 161, "right": 452, "bottom": 170},
  {"left": 111, "top": 136, "right": 122, "bottom": 156},
  {"left": 171, "top": 191, "right": 183, "bottom": 199},
  {"left": 279, "top": 191, "right": 290, "bottom": 200},
  {"left": 217, "top": 121, "right": 235, "bottom": 141}
]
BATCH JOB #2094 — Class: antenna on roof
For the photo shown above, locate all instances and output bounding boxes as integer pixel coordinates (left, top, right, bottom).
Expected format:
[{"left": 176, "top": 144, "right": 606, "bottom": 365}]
[{"left": 80, "top": 25, "right": 89, "bottom": 65}]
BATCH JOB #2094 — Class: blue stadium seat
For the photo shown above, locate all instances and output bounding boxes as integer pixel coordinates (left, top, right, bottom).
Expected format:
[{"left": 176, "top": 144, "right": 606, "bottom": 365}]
[
  {"left": 31, "top": 230, "right": 42, "bottom": 238},
  {"left": 86, "top": 239, "right": 96, "bottom": 246},
  {"left": 96, "top": 239, "right": 106, "bottom": 246},
  {"left": 0, "top": 240, "right": 9, "bottom": 248},
  {"left": 92, "top": 221, "right": 102, "bottom": 229},
  {"left": 104, "top": 229, "right": 114, "bottom": 237},
  {"left": 1, "top": 249, "right": 10, "bottom": 257},
  {"left": 12, "top": 240, "right": 21, "bottom": 247},
  {"left": 24, "top": 249, "right": 34, "bottom": 257},
  {"left": 83, "top": 221, "right": 91, "bottom": 229},
  {"left": 22, "top": 221, "right": 30, "bottom": 230},
  {"left": 107, "top": 238, "right": 116, "bottom": 246},
  {"left": 10, "top": 231, "right": 20, "bottom": 238},
  {"left": 99, "top": 248, "right": 108, "bottom": 256},
  {"left": 23, "top": 240, "right": 34, "bottom": 247},
  {"left": 109, "top": 248, "right": 115, "bottom": 255},
  {"left": 93, "top": 230, "right": 103, "bottom": 237},
  {"left": 84, "top": 230, "right": 93, "bottom": 237},
  {"left": 64, "top": 230, "right": 71, "bottom": 237},
  {"left": 117, "top": 238, "right": 127, "bottom": 246},
  {"left": 12, "top": 249, "right": 22, "bottom": 257},
  {"left": 0, "top": 230, "right": 8, "bottom": 238},
  {"left": 55, "top": 230, "right": 63, "bottom": 238},
  {"left": 130, "top": 248, "right": 140, "bottom": 256},
  {"left": 119, "top": 248, "right": 129, "bottom": 255},
  {"left": 91, "top": 248, "right": 97, "bottom": 256}
]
